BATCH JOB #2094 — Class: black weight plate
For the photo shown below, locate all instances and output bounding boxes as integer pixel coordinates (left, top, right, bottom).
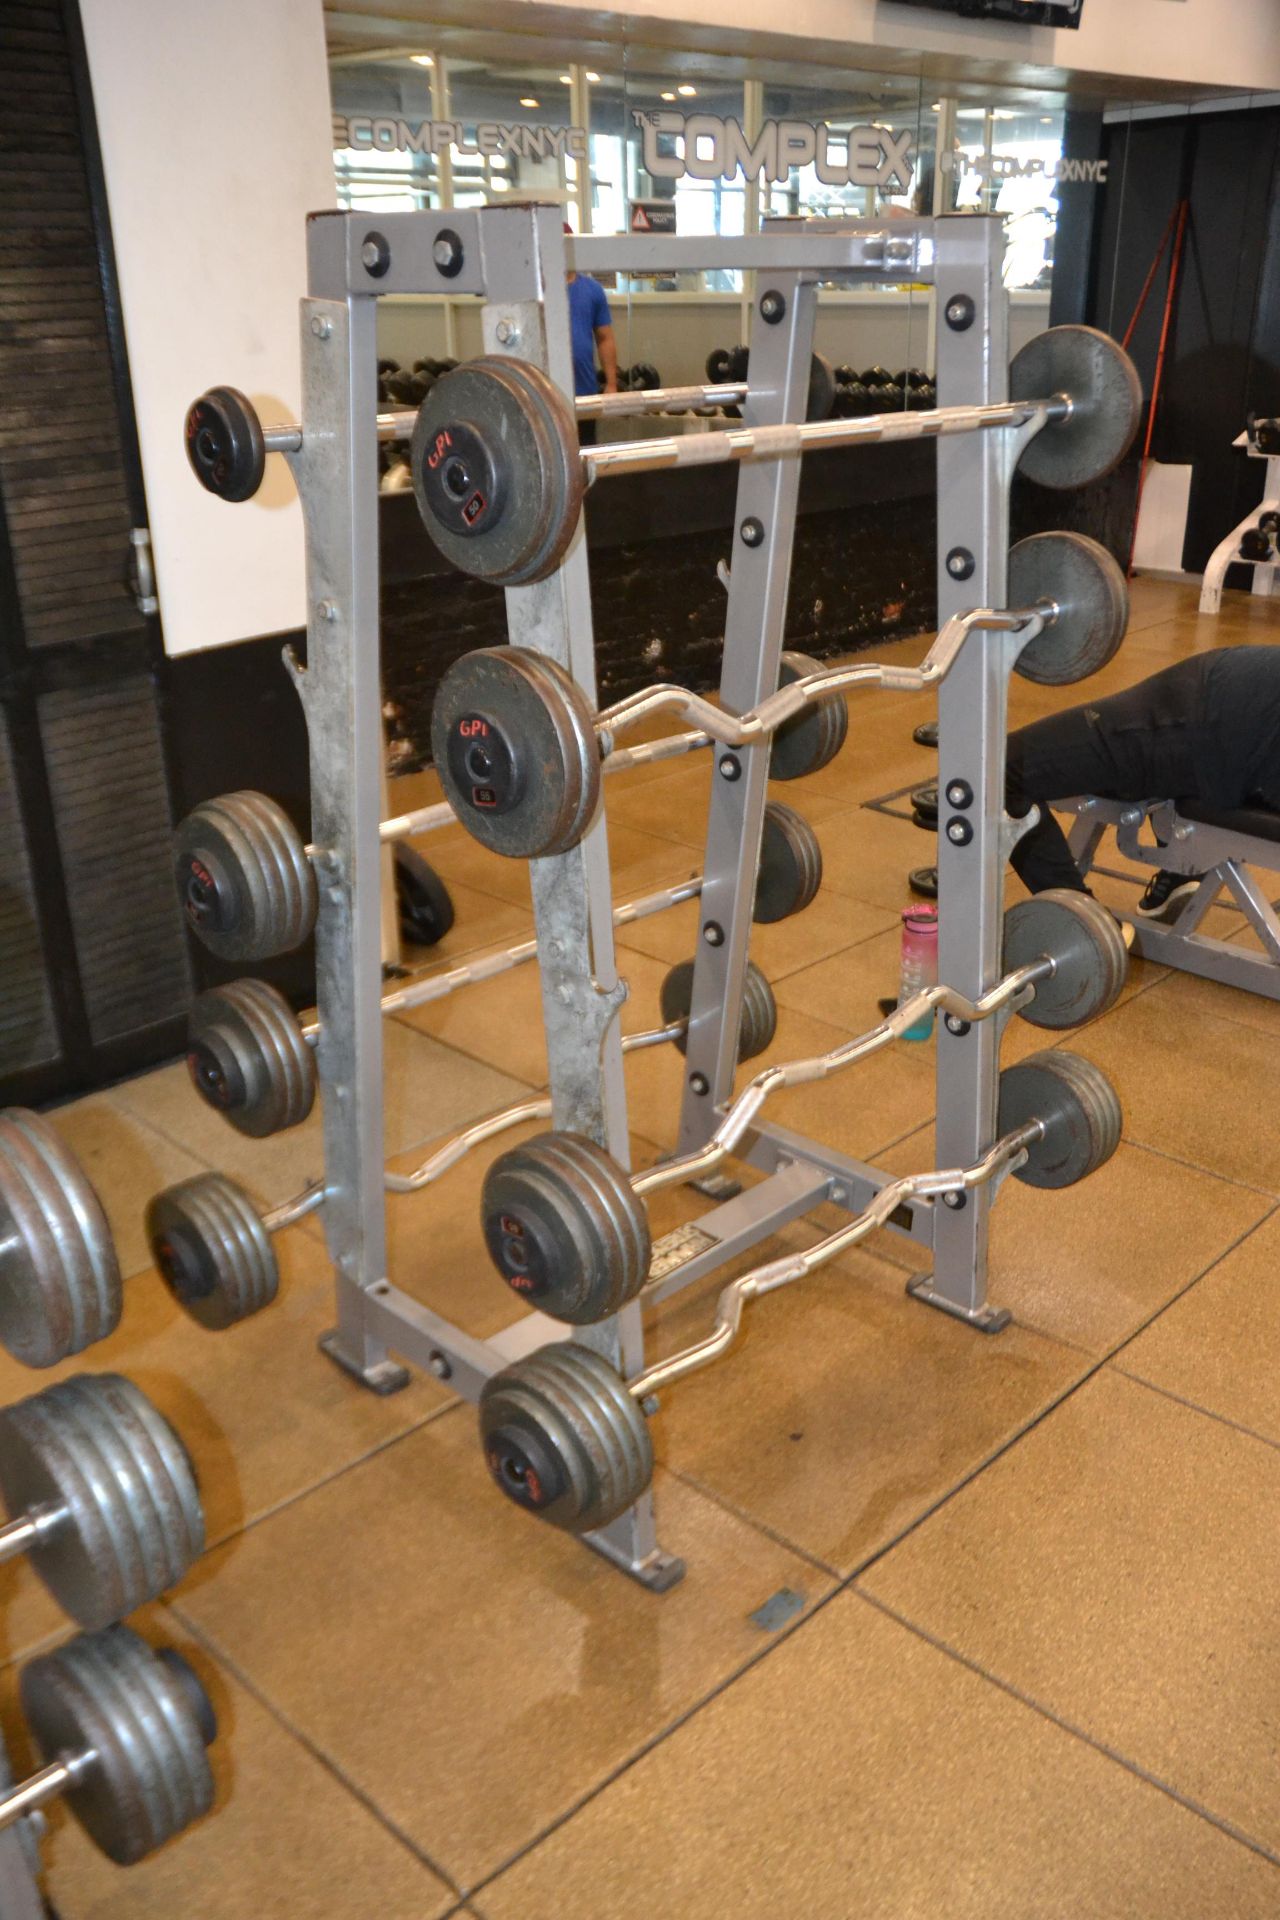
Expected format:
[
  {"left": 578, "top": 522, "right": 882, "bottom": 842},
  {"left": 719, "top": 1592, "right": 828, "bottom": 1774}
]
[
  {"left": 411, "top": 357, "right": 583, "bottom": 584},
  {"left": 705, "top": 347, "right": 732, "bottom": 383},
  {"left": 1010, "top": 532, "right": 1129, "bottom": 686},
  {"left": 660, "top": 958, "right": 778, "bottom": 1061},
  {"left": 21, "top": 1625, "right": 215, "bottom": 1864},
  {"left": 1011, "top": 324, "right": 1142, "bottom": 491},
  {"left": 183, "top": 386, "right": 265, "bottom": 502},
  {"left": 394, "top": 845, "right": 455, "bottom": 948},
  {"left": 186, "top": 978, "right": 316, "bottom": 1138},
  {"left": 913, "top": 720, "right": 939, "bottom": 749},
  {"left": 998, "top": 1049, "right": 1123, "bottom": 1191},
  {"left": 482, "top": 1132, "right": 650, "bottom": 1324},
  {"left": 479, "top": 1343, "right": 652, "bottom": 1533},
  {"left": 1003, "top": 890, "right": 1128, "bottom": 1031},
  {"left": 175, "top": 790, "right": 316, "bottom": 962},
  {"left": 431, "top": 646, "right": 601, "bottom": 859},
  {"left": 909, "top": 866, "right": 938, "bottom": 900},
  {"left": 770, "top": 651, "right": 849, "bottom": 782},
  {"left": 0, "top": 1373, "right": 204, "bottom": 1631},
  {"left": 145, "top": 1174, "right": 278, "bottom": 1330},
  {"left": 727, "top": 345, "right": 750, "bottom": 382},
  {"left": 754, "top": 802, "right": 822, "bottom": 924},
  {"left": 911, "top": 784, "right": 939, "bottom": 828},
  {"left": 0, "top": 1110, "right": 121, "bottom": 1369},
  {"left": 808, "top": 352, "right": 836, "bottom": 422}
]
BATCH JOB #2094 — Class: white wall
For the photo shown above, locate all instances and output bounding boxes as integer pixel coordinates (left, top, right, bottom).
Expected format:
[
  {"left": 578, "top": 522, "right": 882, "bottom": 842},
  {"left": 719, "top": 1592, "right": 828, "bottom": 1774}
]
[{"left": 81, "top": 0, "right": 335, "bottom": 655}]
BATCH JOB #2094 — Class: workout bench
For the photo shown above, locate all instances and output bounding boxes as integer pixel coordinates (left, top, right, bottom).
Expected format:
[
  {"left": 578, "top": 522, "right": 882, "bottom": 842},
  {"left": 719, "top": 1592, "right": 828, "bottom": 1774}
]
[{"left": 1062, "top": 794, "right": 1280, "bottom": 999}]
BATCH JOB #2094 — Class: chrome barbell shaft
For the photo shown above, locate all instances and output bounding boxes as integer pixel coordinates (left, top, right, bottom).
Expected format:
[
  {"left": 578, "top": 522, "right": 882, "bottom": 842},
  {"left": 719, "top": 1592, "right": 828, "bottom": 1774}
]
[
  {"left": 0, "top": 1749, "right": 97, "bottom": 1835},
  {"left": 583, "top": 394, "right": 1070, "bottom": 481},
  {"left": 628, "top": 1126, "right": 1042, "bottom": 1400},
  {"left": 631, "top": 956, "right": 1048, "bottom": 1201},
  {"left": 378, "top": 729, "right": 711, "bottom": 845},
  {"left": 598, "top": 603, "right": 1045, "bottom": 752},
  {"left": 0, "top": 1504, "right": 67, "bottom": 1568}
]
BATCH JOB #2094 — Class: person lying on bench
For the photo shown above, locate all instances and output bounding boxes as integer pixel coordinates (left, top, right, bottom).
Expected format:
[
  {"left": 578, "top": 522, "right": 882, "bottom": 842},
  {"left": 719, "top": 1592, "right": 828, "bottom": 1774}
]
[{"left": 1007, "top": 646, "right": 1280, "bottom": 919}]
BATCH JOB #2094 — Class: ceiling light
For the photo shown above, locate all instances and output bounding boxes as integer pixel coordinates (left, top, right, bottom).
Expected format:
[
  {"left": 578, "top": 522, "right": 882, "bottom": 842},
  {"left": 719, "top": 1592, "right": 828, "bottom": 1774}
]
[
  {"left": 410, "top": 53, "right": 433, "bottom": 67},
  {"left": 677, "top": 83, "right": 696, "bottom": 97},
  {"left": 586, "top": 70, "right": 600, "bottom": 82},
  {"left": 559, "top": 73, "right": 572, "bottom": 84},
  {"left": 1041, "top": 115, "right": 1053, "bottom": 124},
  {"left": 661, "top": 90, "right": 676, "bottom": 101},
  {"left": 930, "top": 102, "right": 941, "bottom": 112},
  {"left": 991, "top": 107, "right": 1016, "bottom": 119},
  {"left": 520, "top": 96, "right": 539, "bottom": 107}
]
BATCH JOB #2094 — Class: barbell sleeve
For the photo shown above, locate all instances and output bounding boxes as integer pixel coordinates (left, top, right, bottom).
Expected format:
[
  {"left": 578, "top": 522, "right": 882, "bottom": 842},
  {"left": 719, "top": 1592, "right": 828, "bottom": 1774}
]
[
  {"left": 0, "top": 1749, "right": 97, "bottom": 1836},
  {"left": 0, "top": 1505, "right": 67, "bottom": 1567}
]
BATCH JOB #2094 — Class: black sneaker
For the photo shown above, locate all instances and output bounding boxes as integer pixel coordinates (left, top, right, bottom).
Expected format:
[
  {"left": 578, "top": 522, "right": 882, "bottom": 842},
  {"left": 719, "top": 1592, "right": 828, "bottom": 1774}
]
[{"left": 1136, "top": 869, "right": 1202, "bottom": 922}]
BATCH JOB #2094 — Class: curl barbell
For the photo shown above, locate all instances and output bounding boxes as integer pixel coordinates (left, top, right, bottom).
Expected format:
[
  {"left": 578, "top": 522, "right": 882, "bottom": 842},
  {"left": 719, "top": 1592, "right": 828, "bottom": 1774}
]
[
  {"left": 479, "top": 1048, "right": 1123, "bottom": 1533},
  {"left": 435, "top": 529, "right": 1128, "bottom": 862},
  {"left": 480, "top": 891, "right": 1127, "bottom": 1324}
]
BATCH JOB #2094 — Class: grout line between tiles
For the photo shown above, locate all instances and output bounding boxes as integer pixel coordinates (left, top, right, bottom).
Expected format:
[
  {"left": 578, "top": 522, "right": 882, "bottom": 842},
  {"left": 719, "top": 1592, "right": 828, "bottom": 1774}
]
[
  {"left": 165, "top": 1604, "right": 467, "bottom": 1906},
  {"left": 1107, "top": 1363, "right": 1280, "bottom": 1460},
  {"left": 852, "top": 1589, "right": 1280, "bottom": 1873},
  {"left": 657, "top": 1462, "right": 844, "bottom": 1581}
]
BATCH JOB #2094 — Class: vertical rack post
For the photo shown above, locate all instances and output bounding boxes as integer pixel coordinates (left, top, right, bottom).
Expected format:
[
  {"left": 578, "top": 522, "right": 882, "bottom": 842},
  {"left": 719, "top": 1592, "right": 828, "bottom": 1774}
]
[
  {"left": 480, "top": 205, "right": 682, "bottom": 1589},
  {"left": 292, "top": 214, "right": 409, "bottom": 1393},
  {"left": 909, "top": 212, "right": 1013, "bottom": 1333},
  {"left": 674, "top": 262, "right": 817, "bottom": 1156}
]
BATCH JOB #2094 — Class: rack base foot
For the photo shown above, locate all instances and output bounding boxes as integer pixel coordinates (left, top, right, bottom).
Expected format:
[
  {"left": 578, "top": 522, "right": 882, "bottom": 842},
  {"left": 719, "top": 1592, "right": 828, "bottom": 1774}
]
[
  {"left": 584, "top": 1534, "right": 687, "bottom": 1591},
  {"left": 905, "top": 1275, "right": 1012, "bottom": 1335},
  {"left": 319, "top": 1329, "right": 413, "bottom": 1394}
]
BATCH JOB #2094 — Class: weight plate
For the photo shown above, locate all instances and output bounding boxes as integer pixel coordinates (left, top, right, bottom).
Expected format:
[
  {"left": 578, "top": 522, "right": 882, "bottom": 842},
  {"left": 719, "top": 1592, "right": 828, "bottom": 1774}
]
[
  {"left": 0, "top": 1110, "right": 121, "bottom": 1369},
  {"left": 183, "top": 386, "right": 265, "bottom": 502},
  {"left": 175, "top": 790, "right": 317, "bottom": 962},
  {"left": 482, "top": 1132, "right": 650, "bottom": 1324},
  {"left": 187, "top": 978, "right": 316, "bottom": 1138},
  {"left": 1003, "top": 889, "right": 1128, "bottom": 1031},
  {"left": 431, "top": 646, "right": 601, "bottom": 859},
  {"left": 411, "top": 357, "right": 584, "bottom": 585},
  {"left": 911, "top": 784, "right": 939, "bottom": 828},
  {"left": 913, "top": 720, "right": 939, "bottom": 749},
  {"left": 145, "top": 1174, "right": 278, "bottom": 1330},
  {"left": 479, "top": 1343, "right": 652, "bottom": 1533},
  {"left": 394, "top": 845, "right": 455, "bottom": 947},
  {"left": 754, "top": 802, "right": 823, "bottom": 924},
  {"left": 1010, "top": 532, "right": 1129, "bottom": 686},
  {"left": 0, "top": 1373, "right": 204, "bottom": 1631},
  {"left": 909, "top": 865, "right": 939, "bottom": 901},
  {"left": 808, "top": 352, "right": 836, "bottom": 422},
  {"left": 770, "top": 651, "right": 849, "bottom": 782},
  {"left": 706, "top": 347, "right": 732, "bottom": 384},
  {"left": 1011, "top": 324, "right": 1142, "bottom": 491},
  {"left": 21, "top": 1625, "right": 215, "bottom": 1865},
  {"left": 998, "top": 1048, "right": 1123, "bottom": 1190},
  {"left": 660, "top": 958, "right": 778, "bottom": 1061}
]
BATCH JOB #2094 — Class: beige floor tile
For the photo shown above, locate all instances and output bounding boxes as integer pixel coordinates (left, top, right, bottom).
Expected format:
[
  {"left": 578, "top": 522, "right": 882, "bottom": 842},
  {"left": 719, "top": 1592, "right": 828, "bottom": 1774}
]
[
  {"left": 760, "top": 1002, "right": 937, "bottom": 1162},
  {"left": 810, "top": 805, "right": 941, "bottom": 915},
  {"left": 399, "top": 877, "right": 533, "bottom": 970},
  {"left": 603, "top": 759, "right": 712, "bottom": 846},
  {"left": 1061, "top": 989, "right": 1280, "bottom": 1192},
  {"left": 110, "top": 1023, "right": 531, "bottom": 1214},
  {"left": 476, "top": 1591, "right": 1280, "bottom": 1920},
  {"left": 1138, "top": 920, "right": 1280, "bottom": 1039},
  {"left": 15, "top": 1615, "right": 455, "bottom": 1920},
  {"left": 647, "top": 1232, "right": 1086, "bottom": 1570},
  {"left": 870, "top": 1125, "right": 1269, "bottom": 1354},
  {"left": 174, "top": 1417, "right": 831, "bottom": 1888},
  {"left": 0, "top": 1223, "right": 443, "bottom": 1612},
  {"left": 43, "top": 1094, "right": 211, "bottom": 1281},
  {"left": 1120, "top": 1206, "right": 1280, "bottom": 1440},
  {"left": 861, "top": 1367, "right": 1280, "bottom": 1855}
]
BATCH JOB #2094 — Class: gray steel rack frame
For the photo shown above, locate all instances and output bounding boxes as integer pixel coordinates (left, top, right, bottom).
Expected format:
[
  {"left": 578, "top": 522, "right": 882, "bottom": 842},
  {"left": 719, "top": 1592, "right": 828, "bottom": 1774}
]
[{"left": 279, "top": 203, "right": 1037, "bottom": 1590}]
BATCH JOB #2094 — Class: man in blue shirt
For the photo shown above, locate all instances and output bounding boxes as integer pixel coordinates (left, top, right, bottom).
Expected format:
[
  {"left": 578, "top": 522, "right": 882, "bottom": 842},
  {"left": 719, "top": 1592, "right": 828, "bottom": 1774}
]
[{"left": 564, "top": 222, "right": 617, "bottom": 444}]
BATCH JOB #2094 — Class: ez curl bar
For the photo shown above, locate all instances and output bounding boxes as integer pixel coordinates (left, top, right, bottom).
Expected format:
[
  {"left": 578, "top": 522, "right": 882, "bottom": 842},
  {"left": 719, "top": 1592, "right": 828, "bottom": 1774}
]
[{"left": 479, "top": 1047, "right": 1123, "bottom": 1534}]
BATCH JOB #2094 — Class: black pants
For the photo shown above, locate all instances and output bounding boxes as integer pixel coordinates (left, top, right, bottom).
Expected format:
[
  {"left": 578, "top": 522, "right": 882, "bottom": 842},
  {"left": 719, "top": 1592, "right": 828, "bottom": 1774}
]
[{"left": 1007, "top": 660, "right": 1207, "bottom": 894}]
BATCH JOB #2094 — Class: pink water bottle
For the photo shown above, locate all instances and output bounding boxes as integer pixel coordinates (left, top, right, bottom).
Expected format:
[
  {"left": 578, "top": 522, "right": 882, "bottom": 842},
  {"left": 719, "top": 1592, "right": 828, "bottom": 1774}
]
[{"left": 899, "top": 905, "right": 939, "bottom": 1041}]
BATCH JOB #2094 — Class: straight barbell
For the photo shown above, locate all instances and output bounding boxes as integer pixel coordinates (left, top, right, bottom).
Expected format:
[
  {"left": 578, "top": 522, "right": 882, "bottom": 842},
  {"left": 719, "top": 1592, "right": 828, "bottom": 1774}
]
[
  {"left": 479, "top": 1047, "right": 1123, "bottom": 1534},
  {"left": 480, "top": 890, "right": 1127, "bottom": 1324},
  {"left": 0, "top": 1625, "right": 217, "bottom": 1866}
]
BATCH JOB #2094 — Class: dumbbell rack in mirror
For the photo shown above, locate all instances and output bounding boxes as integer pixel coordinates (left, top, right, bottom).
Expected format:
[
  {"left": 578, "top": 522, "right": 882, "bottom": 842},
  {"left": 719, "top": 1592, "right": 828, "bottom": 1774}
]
[{"left": 172, "top": 205, "right": 1139, "bottom": 1591}]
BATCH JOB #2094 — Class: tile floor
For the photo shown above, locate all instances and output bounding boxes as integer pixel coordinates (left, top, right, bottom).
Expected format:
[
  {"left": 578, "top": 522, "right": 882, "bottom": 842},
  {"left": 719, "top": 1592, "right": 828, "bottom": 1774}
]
[{"left": 12, "top": 578, "right": 1280, "bottom": 1917}]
